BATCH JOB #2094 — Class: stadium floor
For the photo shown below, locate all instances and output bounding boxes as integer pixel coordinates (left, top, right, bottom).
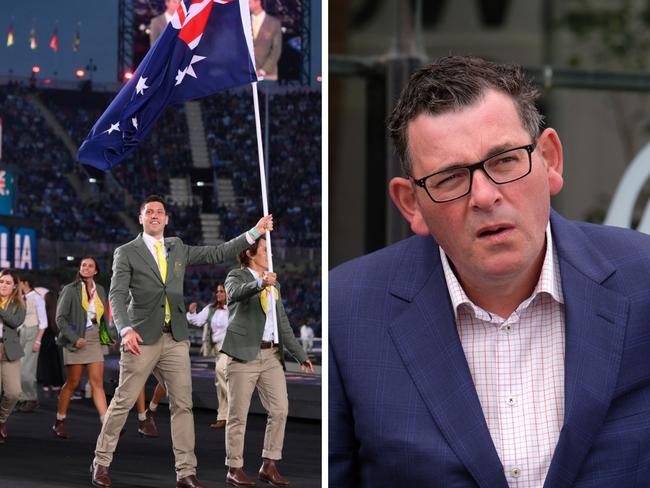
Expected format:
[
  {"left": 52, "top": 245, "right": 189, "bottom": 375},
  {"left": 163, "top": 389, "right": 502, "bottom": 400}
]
[{"left": 0, "top": 390, "right": 322, "bottom": 487}]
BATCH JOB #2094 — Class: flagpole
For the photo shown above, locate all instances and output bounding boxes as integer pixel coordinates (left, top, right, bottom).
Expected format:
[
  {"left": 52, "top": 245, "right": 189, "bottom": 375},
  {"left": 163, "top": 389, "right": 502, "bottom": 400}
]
[{"left": 251, "top": 81, "right": 279, "bottom": 339}]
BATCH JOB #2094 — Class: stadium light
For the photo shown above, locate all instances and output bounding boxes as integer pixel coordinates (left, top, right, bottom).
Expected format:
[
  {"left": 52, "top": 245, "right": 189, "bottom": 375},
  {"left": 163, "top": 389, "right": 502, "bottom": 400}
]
[
  {"left": 31, "top": 65, "right": 40, "bottom": 74},
  {"left": 124, "top": 70, "right": 134, "bottom": 81},
  {"left": 88, "top": 177, "right": 97, "bottom": 183},
  {"left": 196, "top": 181, "right": 205, "bottom": 187},
  {"left": 75, "top": 69, "right": 86, "bottom": 78},
  {"left": 66, "top": 256, "right": 75, "bottom": 261}
]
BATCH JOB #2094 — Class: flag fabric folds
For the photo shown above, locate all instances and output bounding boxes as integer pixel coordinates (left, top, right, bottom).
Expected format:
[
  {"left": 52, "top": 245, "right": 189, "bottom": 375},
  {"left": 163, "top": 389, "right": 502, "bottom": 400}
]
[
  {"left": 6, "top": 23, "right": 13, "bottom": 47},
  {"left": 73, "top": 27, "right": 80, "bottom": 52},
  {"left": 50, "top": 26, "right": 58, "bottom": 52},
  {"left": 29, "top": 25, "right": 36, "bottom": 50},
  {"left": 78, "top": 0, "right": 257, "bottom": 171},
  {"left": 50, "top": 26, "right": 58, "bottom": 51}
]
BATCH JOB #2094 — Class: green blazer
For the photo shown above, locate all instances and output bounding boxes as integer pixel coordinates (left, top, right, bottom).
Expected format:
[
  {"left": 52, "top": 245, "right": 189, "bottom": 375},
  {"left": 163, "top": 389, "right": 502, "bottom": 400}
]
[
  {"left": 0, "top": 302, "right": 26, "bottom": 361},
  {"left": 110, "top": 232, "right": 249, "bottom": 345},
  {"left": 56, "top": 280, "right": 108, "bottom": 352},
  {"left": 221, "top": 267, "right": 307, "bottom": 367}
]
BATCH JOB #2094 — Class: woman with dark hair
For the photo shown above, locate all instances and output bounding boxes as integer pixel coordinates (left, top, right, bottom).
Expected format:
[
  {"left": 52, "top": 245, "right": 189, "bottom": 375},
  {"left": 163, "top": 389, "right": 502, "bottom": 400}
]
[
  {"left": 187, "top": 282, "right": 229, "bottom": 428},
  {"left": 0, "top": 269, "right": 26, "bottom": 444},
  {"left": 52, "top": 257, "right": 109, "bottom": 438}
]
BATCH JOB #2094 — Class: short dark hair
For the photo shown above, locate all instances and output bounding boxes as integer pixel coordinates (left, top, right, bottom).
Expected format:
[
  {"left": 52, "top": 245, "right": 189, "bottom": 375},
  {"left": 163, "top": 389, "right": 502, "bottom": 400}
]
[
  {"left": 387, "top": 55, "right": 543, "bottom": 176},
  {"left": 20, "top": 274, "right": 35, "bottom": 289},
  {"left": 238, "top": 238, "right": 264, "bottom": 268},
  {"left": 140, "top": 194, "right": 168, "bottom": 214}
]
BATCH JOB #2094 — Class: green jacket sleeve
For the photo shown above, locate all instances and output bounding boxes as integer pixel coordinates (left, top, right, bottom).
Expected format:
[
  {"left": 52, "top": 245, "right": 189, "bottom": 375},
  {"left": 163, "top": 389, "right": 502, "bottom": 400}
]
[
  {"left": 277, "top": 296, "right": 308, "bottom": 364},
  {"left": 226, "top": 269, "right": 262, "bottom": 303},
  {"left": 0, "top": 302, "right": 26, "bottom": 329},
  {"left": 186, "top": 233, "right": 250, "bottom": 266},
  {"left": 109, "top": 245, "right": 132, "bottom": 333},
  {"left": 55, "top": 284, "right": 79, "bottom": 344}
]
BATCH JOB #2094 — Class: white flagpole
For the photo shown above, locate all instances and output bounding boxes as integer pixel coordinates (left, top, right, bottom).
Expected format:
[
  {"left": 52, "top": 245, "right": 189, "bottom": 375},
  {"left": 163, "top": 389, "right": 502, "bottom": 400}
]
[{"left": 251, "top": 81, "right": 279, "bottom": 341}]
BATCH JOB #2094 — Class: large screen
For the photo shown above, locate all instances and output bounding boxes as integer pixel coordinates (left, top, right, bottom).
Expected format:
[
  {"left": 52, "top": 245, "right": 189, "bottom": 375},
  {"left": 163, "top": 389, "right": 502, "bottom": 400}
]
[
  {"left": 132, "top": 0, "right": 308, "bottom": 82},
  {"left": 0, "top": 168, "right": 15, "bottom": 217}
]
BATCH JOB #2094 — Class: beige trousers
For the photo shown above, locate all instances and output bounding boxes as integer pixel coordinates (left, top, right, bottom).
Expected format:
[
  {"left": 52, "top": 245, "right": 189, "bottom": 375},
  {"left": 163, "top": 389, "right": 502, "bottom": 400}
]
[
  {"left": 19, "top": 326, "right": 39, "bottom": 401},
  {"left": 94, "top": 333, "right": 196, "bottom": 479},
  {"left": 212, "top": 343, "right": 229, "bottom": 421},
  {"left": 0, "top": 343, "right": 22, "bottom": 422},
  {"left": 225, "top": 347, "right": 288, "bottom": 468}
]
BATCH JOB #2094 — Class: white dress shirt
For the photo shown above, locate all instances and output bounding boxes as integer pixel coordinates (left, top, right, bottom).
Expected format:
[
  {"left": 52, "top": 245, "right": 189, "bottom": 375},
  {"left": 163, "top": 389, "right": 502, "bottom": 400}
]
[
  {"left": 440, "top": 224, "right": 565, "bottom": 488},
  {"left": 247, "top": 267, "right": 275, "bottom": 342},
  {"left": 23, "top": 290, "right": 48, "bottom": 330},
  {"left": 187, "top": 304, "right": 228, "bottom": 344}
]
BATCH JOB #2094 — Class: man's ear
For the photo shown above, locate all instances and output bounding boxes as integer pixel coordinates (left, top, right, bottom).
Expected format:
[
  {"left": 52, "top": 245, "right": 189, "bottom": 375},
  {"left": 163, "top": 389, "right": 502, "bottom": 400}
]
[
  {"left": 388, "top": 177, "right": 430, "bottom": 236},
  {"left": 537, "top": 128, "right": 564, "bottom": 196}
]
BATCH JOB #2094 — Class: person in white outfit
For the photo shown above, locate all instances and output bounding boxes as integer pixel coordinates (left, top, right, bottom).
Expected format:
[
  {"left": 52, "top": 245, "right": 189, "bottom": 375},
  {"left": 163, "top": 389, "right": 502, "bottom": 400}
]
[
  {"left": 187, "top": 283, "right": 229, "bottom": 429},
  {"left": 16, "top": 276, "right": 48, "bottom": 413}
]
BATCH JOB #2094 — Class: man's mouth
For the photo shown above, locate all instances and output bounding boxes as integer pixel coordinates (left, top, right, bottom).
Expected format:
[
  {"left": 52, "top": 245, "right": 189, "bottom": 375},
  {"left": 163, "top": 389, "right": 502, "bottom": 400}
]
[{"left": 477, "top": 224, "right": 513, "bottom": 238}]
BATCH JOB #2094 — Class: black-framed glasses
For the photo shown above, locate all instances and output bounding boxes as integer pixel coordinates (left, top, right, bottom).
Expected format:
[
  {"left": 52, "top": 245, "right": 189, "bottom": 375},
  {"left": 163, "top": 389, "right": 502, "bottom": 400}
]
[{"left": 412, "top": 143, "right": 536, "bottom": 203}]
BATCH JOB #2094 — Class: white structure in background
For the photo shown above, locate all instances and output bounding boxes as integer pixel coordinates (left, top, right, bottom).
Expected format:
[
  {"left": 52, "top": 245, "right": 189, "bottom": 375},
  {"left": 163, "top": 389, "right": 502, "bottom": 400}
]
[{"left": 605, "top": 143, "right": 650, "bottom": 234}]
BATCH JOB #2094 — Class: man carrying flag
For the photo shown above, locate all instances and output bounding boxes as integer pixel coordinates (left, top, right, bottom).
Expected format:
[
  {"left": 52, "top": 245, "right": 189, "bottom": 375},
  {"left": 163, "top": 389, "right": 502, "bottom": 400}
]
[{"left": 91, "top": 195, "right": 274, "bottom": 488}]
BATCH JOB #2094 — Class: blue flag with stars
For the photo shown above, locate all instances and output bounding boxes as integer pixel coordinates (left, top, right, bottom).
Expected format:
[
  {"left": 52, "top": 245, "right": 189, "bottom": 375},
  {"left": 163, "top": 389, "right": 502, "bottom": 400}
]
[{"left": 78, "top": 0, "right": 257, "bottom": 171}]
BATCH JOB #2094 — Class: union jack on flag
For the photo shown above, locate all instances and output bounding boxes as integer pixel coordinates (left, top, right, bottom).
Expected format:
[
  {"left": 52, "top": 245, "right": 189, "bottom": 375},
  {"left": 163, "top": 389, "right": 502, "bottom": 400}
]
[{"left": 78, "top": 0, "right": 257, "bottom": 171}]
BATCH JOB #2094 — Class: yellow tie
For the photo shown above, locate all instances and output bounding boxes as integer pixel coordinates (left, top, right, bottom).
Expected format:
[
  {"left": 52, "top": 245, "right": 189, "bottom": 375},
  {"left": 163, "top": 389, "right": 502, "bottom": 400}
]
[{"left": 155, "top": 242, "right": 171, "bottom": 324}]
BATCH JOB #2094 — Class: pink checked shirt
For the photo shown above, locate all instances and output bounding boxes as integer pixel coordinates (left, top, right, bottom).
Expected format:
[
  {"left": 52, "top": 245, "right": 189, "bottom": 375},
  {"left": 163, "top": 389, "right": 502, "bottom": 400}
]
[{"left": 440, "top": 225, "right": 565, "bottom": 487}]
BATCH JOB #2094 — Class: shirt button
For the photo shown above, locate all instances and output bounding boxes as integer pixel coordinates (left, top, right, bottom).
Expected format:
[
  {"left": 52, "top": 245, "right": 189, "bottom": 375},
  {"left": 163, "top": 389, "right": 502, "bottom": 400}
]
[
  {"left": 511, "top": 467, "right": 521, "bottom": 478},
  {"left": 506, "top": 396, "right": 517, "bottom": 406},
  {"left": 501, "top": 324, "right": 512, "bottom": 333}
]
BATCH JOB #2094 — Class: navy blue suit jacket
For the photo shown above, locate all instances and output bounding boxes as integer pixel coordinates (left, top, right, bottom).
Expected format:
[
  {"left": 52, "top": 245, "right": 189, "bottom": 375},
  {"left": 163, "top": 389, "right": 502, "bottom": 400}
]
[{"left": 329, "top": 211, "right": 650, "bottom": 487}]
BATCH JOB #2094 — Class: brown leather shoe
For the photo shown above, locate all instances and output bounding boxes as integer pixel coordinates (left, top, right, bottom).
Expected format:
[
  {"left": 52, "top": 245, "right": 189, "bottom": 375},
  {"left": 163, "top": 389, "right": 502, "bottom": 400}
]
[
  {"left": 210, "top": 419, "right": 226, "bottom": 429},
  {"left": 176, "top": 474, "right": 208, "bottom": 488},
  {"left": 258, "top": 458, "right": 289, "bottom": 486},
  {"left": 91, "top": 461, "right": 112, "bottom": 488},
  {"left": 138, "top": 409, "right": 159, "bottom": 437},
  {"left": 53, "top": 419, "right": 69, "bottom": 439},
  {"left": 226, "top": 467, "right": 256, "bottom": 486}
]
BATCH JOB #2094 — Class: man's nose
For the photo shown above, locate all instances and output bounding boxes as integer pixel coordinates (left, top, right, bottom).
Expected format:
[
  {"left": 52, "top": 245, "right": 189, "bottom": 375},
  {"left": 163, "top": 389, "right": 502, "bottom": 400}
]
[{"left": 468, "top": 169, "right": 501, "bottom": 208}]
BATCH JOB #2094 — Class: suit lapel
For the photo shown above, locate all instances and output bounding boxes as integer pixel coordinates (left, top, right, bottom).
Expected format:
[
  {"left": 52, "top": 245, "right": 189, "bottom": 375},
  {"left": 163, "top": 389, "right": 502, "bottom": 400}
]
[
  {"left": 544, "top": 213, "right": 629, "bottom": 487},
  {"left": 387, "top": 237, "right": 509, "bottom": 488},
  {"left": 133, "top": 234, "right": 164, "bottom": 283}
]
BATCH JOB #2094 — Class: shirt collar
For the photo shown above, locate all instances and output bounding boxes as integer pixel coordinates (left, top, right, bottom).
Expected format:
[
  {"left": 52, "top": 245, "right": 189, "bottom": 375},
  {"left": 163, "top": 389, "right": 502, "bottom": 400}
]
[
  {"left": 440, "top": 223, "right": 564, "bottom": 321},
  {"left": 248, "top": 267, "right": 260, "bottom": 280},
  {"left": 142, "top": 232, "right": 165, "bottom": 248}
]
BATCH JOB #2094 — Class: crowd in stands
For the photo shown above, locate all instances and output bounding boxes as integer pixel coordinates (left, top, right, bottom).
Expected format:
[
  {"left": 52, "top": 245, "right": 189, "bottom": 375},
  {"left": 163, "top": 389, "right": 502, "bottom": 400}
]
[
  {"left": 202, "top": 89, "right": 321, "bottom": 247},
  {"left": 1, "top": 82, "right": 321, "bottom": 335},
  {"left": 1, "top": 85, "right": 127, "bottom": 243}
]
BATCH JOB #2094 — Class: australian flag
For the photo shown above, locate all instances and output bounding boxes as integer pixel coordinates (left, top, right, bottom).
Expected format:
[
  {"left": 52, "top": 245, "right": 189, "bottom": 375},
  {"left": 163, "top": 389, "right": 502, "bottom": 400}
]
[{"left": 78, "top": 0, "right": 257, "bottom": 170}]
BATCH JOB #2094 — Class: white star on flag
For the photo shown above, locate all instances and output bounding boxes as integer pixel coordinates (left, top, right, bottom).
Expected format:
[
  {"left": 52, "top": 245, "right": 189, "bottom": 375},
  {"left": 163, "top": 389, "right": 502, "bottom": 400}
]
[
  {"left": 105, "top": 122, "right": 120, "bottom": 134},
  {"left": 132, "top": 117, "right": 138, "bottom": 129},
  {"left": 135, "top": 76, "right": 149, "bottom": 95},
  {"left": 175, "top": 55, "right": 207, "bottom": 86}
]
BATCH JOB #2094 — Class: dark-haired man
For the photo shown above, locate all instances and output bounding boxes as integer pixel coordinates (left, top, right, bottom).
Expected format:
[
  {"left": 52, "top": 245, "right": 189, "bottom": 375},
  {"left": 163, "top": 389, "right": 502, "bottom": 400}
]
[
  {"left": 221, "top": 237, "right": 313, "bottom": 486},
  {"left": 92, "top": 195, "right": 273, "bottom": 488},
  {"left": 329, "top": 56, "right": 650, "bottom": 487}
]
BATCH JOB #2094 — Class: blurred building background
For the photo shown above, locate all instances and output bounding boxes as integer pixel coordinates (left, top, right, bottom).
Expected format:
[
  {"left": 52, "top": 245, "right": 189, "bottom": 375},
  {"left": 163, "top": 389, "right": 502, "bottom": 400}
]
[{"left": 330, "top": 0, "right": 650, "bottom": 267}]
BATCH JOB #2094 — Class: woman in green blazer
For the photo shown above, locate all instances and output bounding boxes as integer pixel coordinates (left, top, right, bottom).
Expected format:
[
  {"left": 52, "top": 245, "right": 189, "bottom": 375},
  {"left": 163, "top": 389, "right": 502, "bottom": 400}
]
[
  {"left": 53, "top": 257, "right": 109, "bottom": 438},
  {"left": 0, "top": 269, "right": 27, "bottom": 444}
]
